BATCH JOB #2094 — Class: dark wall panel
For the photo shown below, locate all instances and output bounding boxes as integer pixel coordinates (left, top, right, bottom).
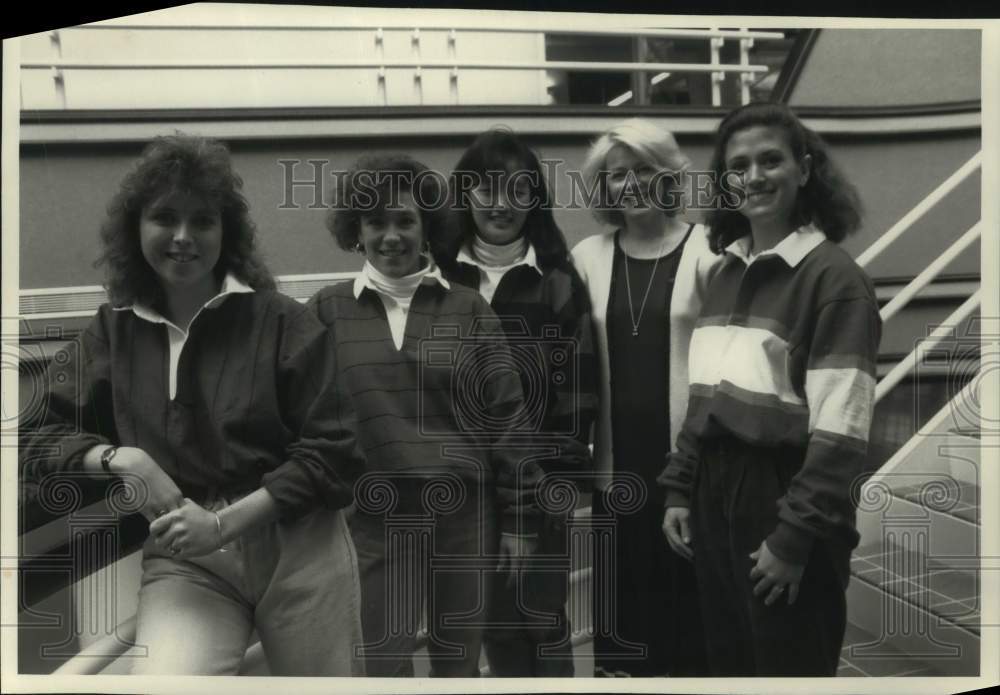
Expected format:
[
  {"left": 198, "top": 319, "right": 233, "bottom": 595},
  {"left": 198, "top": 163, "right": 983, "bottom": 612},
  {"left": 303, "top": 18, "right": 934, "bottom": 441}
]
[{"left": 19, "top": 127, "right": 980, "bottom": 289}]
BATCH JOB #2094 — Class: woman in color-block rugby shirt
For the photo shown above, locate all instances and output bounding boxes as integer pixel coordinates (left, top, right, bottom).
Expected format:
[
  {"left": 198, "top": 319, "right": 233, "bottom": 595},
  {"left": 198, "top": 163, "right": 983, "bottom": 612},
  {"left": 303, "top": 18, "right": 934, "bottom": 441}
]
[{"left": 659, "top": 103, "right": 881, "bottom": 676}]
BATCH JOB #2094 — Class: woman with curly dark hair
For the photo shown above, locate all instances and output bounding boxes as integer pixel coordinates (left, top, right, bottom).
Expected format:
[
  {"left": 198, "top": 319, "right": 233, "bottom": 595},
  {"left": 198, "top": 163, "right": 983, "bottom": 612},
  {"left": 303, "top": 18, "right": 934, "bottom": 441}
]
[
  {"left": 20, "top": 134, "right": 366, "bottom": 675},
  {"left": 96, "top": 135, "right": 275, "bottom": 308},
  {"left": 309, "top": 153, "right": 537, "bottom": 677},
  {"left": 659, "top": 103, "right": 881, "bottom": 676},
  {"left": 703, "top": 101, "right": 864, "bottom": 252}
]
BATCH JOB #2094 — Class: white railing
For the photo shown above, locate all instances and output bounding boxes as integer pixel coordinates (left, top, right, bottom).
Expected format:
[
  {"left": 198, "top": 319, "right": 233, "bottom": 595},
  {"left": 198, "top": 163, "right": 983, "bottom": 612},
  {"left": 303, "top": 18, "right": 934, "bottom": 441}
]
[
  {"left": 875, "top": 291, "right": 981, "bottom": 403},
  {"left": 22, "top": 25, "right": 784, "bottom": 109},
  {"left": 854, "top": 151, "right": 982, "bottom": 407},
  {"left": 878, "top": 222, "right": 980, "bottom": 323},
  {"left": 855, "top": 151, "right": 981, "bottom": 270}
]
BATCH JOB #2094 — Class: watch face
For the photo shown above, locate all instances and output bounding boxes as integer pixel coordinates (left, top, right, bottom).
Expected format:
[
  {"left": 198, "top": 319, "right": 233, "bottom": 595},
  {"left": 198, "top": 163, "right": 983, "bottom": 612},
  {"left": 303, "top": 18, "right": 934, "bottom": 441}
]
[{"left": 100, "top": 446, "right": 118, "bottom": 471}]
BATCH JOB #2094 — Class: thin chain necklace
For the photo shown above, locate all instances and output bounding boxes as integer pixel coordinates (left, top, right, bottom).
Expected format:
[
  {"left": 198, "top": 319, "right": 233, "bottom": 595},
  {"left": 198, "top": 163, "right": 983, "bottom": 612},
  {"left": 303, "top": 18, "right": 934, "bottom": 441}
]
[{"left": 622, "top": 232, "right": 668, "bottom": 337}]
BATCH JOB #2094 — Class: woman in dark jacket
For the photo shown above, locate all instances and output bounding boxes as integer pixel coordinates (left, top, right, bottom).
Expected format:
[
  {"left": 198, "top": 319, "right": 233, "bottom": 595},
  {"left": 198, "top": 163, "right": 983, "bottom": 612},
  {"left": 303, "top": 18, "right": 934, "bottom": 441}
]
[{"left": 444, "top": 129, "right": 598, "bottom": 677}]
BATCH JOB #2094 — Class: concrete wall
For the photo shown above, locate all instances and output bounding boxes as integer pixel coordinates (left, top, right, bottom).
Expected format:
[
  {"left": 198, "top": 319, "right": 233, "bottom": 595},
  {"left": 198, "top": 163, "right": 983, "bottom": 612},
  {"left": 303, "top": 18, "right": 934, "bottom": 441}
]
[
  {"left": 19, "top": 126, "right": 980, "bottom": 289},
  {"left": 789, "top": 29, "right": 981, "bottom": 107}
]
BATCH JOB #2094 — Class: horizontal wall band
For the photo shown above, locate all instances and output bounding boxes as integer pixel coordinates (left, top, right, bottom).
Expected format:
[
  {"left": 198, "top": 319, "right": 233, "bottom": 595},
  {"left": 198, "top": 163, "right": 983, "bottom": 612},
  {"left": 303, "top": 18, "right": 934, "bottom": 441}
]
[
  {"left": 18, "top": 274, "right": 980, "bottom": 322},
  {"left": 19, "top": 110, "right": 981, "bottom": 144}
]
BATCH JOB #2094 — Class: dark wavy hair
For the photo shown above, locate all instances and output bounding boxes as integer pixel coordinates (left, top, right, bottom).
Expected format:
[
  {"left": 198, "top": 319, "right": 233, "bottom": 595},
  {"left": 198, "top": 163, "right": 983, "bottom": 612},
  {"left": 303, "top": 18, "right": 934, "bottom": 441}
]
[
  {"left": 326, "top": 153, "right": 449, "bottom": 265},
  {"left": 706, "top": 102, "right": 863, "bottom": 253},
  {"left": 96, "top": 134, "right": 274, "bottom": 308},
  {"left": 444, "top": 128, "right": 571, "bottom": 271}
]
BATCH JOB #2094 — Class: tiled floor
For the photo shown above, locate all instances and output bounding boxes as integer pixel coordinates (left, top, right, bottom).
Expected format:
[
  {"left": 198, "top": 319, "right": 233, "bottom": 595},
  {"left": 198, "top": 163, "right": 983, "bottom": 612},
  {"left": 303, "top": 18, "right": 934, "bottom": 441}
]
[
  {"left": 838, "top": 622, "right": 945, "bottom": 677},
  {"left": 851, "top": 541, "right": 981, "bottom": 636},
  {"left": 892, "top": 480, "right": 979, "bottom": 524}
]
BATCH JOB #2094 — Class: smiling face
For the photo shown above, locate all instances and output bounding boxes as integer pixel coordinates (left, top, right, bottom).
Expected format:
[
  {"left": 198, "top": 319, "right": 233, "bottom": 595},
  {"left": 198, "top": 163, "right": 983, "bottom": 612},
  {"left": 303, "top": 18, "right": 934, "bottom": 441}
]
[
  {"left": 359, "top": 191, "right": 426, "bottom": 278},
  {"left": 469, "top": 167, "right": 532, "bottom": 246},
  {"left": 139, "top": 190, "right": 223, "bottom": 302},
  {"left": 724, "top": 125, "right": 811, "bottom": 228},
  {"left": 605, "top": 143, "right": 662, "bottom": 219}
]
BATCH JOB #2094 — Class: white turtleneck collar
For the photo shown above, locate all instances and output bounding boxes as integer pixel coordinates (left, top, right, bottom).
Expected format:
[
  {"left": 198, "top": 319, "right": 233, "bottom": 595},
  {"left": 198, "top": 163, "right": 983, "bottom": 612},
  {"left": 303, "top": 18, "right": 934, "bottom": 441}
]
[
  {"left": 457, "top": 235, "right": 541, "bottom": 304},
  {"left": 353, "top": 259, "right": 450, "bottom": 349}
]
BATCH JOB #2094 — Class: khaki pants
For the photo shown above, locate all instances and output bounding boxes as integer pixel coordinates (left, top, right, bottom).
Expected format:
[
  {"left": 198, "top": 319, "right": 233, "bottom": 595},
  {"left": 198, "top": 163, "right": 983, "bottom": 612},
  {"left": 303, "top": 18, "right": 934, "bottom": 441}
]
[{"left": 131, "top": 505, "right": 363, "bottom": 676}]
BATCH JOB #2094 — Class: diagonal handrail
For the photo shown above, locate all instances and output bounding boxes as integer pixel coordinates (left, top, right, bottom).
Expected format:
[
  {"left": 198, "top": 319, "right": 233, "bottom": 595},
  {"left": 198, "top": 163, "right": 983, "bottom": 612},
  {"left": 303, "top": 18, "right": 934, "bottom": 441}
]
[
  {"left": 856, "top": 152, "right": 981, "bottom": 270},
  {"left": 875, "top": 290, "right": 981, "bottom": 404},
  {"left": 865, "top": 376, "right": 979, "bottom": 486},
  {"left": 879, "top": 222, "right": 981, "bottom": 323}
]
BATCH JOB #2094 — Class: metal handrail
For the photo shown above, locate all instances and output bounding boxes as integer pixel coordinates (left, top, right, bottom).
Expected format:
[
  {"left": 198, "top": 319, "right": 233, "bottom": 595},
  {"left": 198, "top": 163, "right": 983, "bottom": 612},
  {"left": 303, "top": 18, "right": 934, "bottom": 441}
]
[
  {"left": 50, "top": 615, "right": 136, "bottom": 675},
  {"left": 875, "top": 290, "right": 981, "bottom": 403},
  {"left": 28, "top": 25, "right": 785, "bottom": 110},
  {"left": 856, "top": 151, "right": 981, "bottom": 270},
  {"left": 71, "top": 25, "right": 786, "bottom": 40},
  {"left": 865, "top": 377, "right": 979, "bottom": 486},
  {"left": 21, "top": 59, "right": 769, "bottom": 74},
  {"left": 879, "top": 222, "right": 981, "bottom": 323}
]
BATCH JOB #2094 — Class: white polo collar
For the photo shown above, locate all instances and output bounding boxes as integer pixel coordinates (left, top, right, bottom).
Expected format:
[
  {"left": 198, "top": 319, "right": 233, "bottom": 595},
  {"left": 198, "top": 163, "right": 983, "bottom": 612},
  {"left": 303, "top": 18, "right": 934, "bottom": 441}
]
[
  {"left": 724, "top": 225, "right": 826, "bottom": 268},
  {"left": 113, "top": 272, "right": 254, "bottom": 329}
]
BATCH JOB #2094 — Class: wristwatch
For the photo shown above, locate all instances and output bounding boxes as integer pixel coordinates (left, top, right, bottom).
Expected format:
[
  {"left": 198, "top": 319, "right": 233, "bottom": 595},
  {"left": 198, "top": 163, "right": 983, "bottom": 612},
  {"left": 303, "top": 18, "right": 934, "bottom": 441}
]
[{"left": 100, "top": 445, "right": 119, "bottom": 474}]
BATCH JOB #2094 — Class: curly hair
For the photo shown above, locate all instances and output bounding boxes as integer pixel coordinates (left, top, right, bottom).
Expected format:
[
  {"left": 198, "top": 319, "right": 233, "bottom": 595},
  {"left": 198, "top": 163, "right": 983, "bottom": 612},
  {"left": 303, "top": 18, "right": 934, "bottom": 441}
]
[
  {"left": 96, "top": 134, "right": 274, "bottom": 308},
  {"left": 581, "top": 118, "right": 691, "bottom": 228},
  {"left": 444, "top": 128, "right": 571, "bottom": 271},
  {"left": 706, "top": 102, "right": 863, "bottom": 252},
  {"left": 326, "top": 154, "right": 449, "bottom": 265}
]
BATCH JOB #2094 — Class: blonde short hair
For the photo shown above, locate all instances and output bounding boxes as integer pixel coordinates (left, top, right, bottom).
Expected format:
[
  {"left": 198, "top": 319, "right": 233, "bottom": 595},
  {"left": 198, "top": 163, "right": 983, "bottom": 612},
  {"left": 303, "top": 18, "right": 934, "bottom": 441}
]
[{"left": 581, "top": 118, "right": 691, "bottom": 227}]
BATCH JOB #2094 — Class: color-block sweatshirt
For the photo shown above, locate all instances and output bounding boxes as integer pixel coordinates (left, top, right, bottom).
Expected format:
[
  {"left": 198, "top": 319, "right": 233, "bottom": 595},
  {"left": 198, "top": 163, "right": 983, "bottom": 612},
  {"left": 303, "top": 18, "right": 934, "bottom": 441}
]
[
  {"left": 307, "top": 279, "right": 544, "bottom": 534},
  {"left": 657, "top": 226, "right": 882, "bottom": 565}
]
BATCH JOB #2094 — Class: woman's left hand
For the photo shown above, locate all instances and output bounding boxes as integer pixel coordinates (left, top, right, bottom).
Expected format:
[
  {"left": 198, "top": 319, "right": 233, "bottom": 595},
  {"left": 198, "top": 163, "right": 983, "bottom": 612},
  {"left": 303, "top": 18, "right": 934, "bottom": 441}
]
[
  {"left": 149, "top": 498, "right": 223, "bottom": 559},
  {"left": 497, "top": 533, "right": 540, "bottom": 589},
  {"left": 749, "top": 540, "right": 805, "bottom": 606}
]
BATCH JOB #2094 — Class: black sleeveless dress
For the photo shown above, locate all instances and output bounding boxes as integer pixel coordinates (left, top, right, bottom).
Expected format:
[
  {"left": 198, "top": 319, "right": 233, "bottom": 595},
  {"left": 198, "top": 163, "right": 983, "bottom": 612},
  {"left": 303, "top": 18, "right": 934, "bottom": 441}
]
[{"left": 592, "top": 226, "right": 709, "bottom": 677}]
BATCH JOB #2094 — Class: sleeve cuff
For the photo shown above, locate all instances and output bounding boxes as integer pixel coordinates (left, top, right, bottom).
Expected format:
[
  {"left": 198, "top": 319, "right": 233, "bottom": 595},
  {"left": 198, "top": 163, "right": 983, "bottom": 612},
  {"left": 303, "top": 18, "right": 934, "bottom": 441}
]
[
  {"left": 664, "top": 489, "right": 690, "bottom": 509},
  {"left": 766, "top": 521, "right": 815, "bottom": 565}
]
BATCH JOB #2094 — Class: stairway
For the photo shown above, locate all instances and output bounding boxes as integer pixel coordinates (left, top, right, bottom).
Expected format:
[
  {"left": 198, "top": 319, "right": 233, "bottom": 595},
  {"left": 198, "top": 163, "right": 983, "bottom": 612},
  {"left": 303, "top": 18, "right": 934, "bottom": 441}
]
[{"left": 847, "top": 424, "right": 981, "bottom": 677}]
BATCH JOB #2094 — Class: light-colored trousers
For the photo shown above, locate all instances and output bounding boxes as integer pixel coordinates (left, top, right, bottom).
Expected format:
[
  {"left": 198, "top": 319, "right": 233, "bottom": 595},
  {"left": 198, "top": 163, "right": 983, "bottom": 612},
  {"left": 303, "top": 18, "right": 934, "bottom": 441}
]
[{"left": 131, "top": 505, "right": 364, "bottom": 676}]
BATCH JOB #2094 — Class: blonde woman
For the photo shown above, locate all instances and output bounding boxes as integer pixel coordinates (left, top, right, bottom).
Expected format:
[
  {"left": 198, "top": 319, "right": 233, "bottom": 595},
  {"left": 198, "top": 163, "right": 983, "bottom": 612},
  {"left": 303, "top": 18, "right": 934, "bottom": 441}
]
[{"left": 571, "top": 118, "right": 721, "bottom": 677}]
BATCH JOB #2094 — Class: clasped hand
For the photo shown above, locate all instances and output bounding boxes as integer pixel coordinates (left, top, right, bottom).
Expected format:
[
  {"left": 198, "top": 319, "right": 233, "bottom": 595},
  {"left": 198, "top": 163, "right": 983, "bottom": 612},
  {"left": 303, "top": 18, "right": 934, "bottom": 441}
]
[
  {"left": 149, "top": 498, "right": 222, "bottom": 559},
  {"left": 749, "top": 540, "right": 805, "bottom": 606}
]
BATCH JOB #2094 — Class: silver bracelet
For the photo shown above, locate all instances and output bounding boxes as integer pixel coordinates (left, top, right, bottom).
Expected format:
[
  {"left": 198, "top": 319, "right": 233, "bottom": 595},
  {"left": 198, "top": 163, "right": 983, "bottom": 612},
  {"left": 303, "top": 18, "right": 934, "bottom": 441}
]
[{"left": 214, "top": 510, "right": 227, "bottom": 552}]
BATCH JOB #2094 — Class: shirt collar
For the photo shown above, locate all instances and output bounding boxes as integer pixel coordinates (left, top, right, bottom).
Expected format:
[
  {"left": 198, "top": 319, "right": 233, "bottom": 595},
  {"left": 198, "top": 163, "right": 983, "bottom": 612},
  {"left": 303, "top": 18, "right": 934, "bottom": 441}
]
[
  {"left": 723, "top": 225, "right": 826, "bottom": 268},
  {"left": 352, "top": 261, "right": 450, "bottom": 299},
  {"left": 113, "top": 272, "right": 254, "bottom": 327},
  {"left": 456, "top": 241, "right": 542, "bottom": 275}
]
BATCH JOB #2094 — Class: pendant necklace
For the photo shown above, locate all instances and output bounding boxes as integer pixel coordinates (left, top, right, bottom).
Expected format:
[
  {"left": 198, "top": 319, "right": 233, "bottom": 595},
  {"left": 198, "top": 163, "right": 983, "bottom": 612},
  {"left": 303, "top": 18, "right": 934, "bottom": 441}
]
[{"left": 623, "top": 232, "right": 668, "bottom": 337}]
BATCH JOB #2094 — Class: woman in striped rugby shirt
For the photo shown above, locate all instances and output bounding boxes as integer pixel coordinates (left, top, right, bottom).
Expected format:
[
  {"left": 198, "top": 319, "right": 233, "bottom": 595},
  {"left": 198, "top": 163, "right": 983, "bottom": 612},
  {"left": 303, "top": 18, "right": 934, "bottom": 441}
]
[
  {"left": 310, "top": 154, "right": 536, "bottom": 677},
  {"left": 659, "top": 102, "right": 882, "bottom": 676}
]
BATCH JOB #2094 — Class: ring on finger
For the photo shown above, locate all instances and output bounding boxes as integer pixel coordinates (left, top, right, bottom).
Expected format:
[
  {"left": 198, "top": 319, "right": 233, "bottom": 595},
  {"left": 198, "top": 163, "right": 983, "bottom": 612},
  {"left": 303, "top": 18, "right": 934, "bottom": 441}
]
[{"left": 774, "top": 584, "right": 786, "bottom": 593}]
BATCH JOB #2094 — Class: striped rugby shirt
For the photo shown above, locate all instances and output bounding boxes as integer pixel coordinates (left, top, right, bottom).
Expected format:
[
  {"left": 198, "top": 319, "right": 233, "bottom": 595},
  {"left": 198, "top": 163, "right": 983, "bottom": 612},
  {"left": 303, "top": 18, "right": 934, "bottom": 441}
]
[
  {"left": 658, "top": 225, "right": 882, "bottom": 564},
  {"left": 308, "top": 279, "right": 545, "bottom": 534}
]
